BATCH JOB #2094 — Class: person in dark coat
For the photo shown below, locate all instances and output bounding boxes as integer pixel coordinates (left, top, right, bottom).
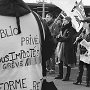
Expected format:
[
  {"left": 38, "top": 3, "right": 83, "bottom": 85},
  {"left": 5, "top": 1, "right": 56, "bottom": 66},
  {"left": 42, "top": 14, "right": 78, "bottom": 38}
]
[
  {"left": 55, "top": 16, "right": 77, "bottom": 81},
  {"left": 45, "top": 13, "right": 57, "bottom": 73}
]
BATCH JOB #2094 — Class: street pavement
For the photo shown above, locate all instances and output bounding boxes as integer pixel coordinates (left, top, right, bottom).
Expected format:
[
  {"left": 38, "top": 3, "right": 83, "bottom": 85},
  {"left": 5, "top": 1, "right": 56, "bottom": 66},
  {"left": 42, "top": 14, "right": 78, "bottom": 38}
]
[{"left": 45, "top": 64, "right": 90, "bottom": 90}]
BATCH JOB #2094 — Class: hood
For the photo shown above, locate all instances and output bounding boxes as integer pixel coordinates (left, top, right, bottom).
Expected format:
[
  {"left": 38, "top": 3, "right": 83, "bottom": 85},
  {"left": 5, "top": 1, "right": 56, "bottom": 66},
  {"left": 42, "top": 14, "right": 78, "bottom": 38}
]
[
  {"left": 0, "top": 0, "right": 31, "bottom": 17},
  {"left": 0, "top": 0, "right": 31, "bottom": 34}
]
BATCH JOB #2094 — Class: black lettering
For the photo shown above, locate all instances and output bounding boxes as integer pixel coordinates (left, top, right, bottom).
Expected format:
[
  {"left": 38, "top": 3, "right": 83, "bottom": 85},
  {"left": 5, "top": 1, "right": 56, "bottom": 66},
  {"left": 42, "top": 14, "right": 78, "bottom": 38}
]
[
  {"left": 20, "top": 50, "right": 26, "bottom": 58},
  {"left": 25, "top": 58, "right": 31, "bottom": 66},
  {"left": 13, "top": 28, "right": 18, "bottom": 35},
  {"left": 29, "top": 35, "right": 32, "bottom": 45},
  {"left": 14, "top": 61, "right": 19, "bottom": 67},
  {"left": 4, "top": 55, "right": 9, "bottom": 63},
  {"left": 36, "top": 50, "right": 39, "bottom": 57},
  {"left": 19, "top": 61, "right": 23, "bottom": 66},
  {"left": 0, "top": 29, "right": 6, "bottom": 38},
  {"left": 29, "top": 49, "right": 34, "bottom": 58},
  {"left": 9, "top": 52, "right": 16, "bottom": 61},
  {"left": 3, "top": 64, "right": 7, "bottom": 69},
  {"left": 0, "top": 26, "right": 19, "bottom": 39},
  {"left": 33, "top": 81, "right": 40, "bottom": 90},
  {"left": 11, "top": 61, "right": 15, "bottom": 68},
  {"left": 9, "top": 26, "right": 13, "bottom": 37},
  {"left": 33, "top": 81, "right": 37, "bottom": 90},
  {"left": 22, "top": 78, "right": 27, "bottom": 88},
  {"left": 33, "top": 47, "right": 36, "bottom": 57},
  {"left": 0, "top": 83, "right": 3, "bottom": 90},
  {"left": 15, "top": 79, "right": 22, "bottom": 89},
  {"left": 9, "top": 81, "right": 15, "bottom": 90},
  {"left": 0, "top": 57, "right": 4, "bottom": 63},
  {"left": 34, "top": 35, "right": 39, "bottom": 45},
  {"left": 16, "top": 53, "right": 21, "bottom": 59},
  {"left": 21, "top": 35, "right": 40, "bottom": 46},
  {"left": 21, "top": 37, "right": 25, "bottom": 46},
  {"left": 0, "top": 78, "right": 27, "bottom": 90},
  {"left": 5, "top": 28, "right": 12, "bottom": 37},
  {"left": 26, "top": 37, "right": 29, "bottom": 45},
  {"left": 7, "top": 63, "right": 12, "bottom": 68},
  {"left": 37, "top": 82, "right": 40, "bottom": 90},
  {"left": 4, "top": 82, "right": 9, "bottom": 90},
  {"left": 31, "top": 36, "right": 34, "bottom": 45},
  {"left": 26, "top": 51, "right": 30, "bottom": 57}
]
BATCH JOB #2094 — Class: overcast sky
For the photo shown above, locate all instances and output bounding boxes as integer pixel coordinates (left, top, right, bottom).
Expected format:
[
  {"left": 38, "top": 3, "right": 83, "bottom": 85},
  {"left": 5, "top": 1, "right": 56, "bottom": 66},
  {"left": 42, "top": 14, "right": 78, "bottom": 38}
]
[{"left": 23, "top": 0, "right": 90, "bottom": 6}]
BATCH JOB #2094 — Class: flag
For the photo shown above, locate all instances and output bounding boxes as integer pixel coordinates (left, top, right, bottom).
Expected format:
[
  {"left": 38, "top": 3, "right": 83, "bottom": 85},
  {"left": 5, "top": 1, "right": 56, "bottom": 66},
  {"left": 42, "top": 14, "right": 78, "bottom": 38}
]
[
  {"left": 75, "top": 0, "right": 86, "bottom": 19},
  {"left": 71, "top": 0, "right": 86, "bottom": 32},
  {"left": 51, "top": 0, "right": 86, "bottom": 32}
]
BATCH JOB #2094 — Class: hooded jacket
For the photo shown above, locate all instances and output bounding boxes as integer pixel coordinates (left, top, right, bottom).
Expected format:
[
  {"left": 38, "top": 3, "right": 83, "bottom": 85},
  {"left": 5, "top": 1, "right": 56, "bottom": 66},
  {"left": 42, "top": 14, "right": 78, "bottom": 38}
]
[{"left": 0, "top": 0, "right": 31, "bottom": 34}]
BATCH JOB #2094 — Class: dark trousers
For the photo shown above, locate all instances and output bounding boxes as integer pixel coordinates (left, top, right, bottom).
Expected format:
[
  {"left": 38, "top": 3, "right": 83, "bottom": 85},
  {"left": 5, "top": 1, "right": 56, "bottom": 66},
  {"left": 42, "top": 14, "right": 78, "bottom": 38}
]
[
  {"left": 46, "top": 53, "right": 55, "bottom": 71},
  {"left": 42, "top": 58, "right": 47, "bottom": 77},
  {"left": 77, "top": 61, "right": 90, "bottom": 83},
  {"left": 58, "top": 61, "right": 71, "bottom": 78}
]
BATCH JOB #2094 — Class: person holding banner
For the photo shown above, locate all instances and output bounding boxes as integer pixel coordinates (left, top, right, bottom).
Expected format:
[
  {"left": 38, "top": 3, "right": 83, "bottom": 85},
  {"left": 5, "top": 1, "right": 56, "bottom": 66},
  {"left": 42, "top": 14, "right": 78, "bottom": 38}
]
[
  {"left": 0, "top": 0, "right": 55, "bottom": 90},
  {"left": 55, "top": 16, "right": 77, "bottom": 81},
  {"left": 73, "top": 17, "right": 90, "bottom": 87}
]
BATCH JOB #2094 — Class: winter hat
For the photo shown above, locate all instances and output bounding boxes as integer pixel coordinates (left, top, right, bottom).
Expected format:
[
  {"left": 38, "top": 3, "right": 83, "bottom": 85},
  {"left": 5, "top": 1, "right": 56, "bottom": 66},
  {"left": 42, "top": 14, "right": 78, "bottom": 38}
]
[
  {"left": 0, "top": 0, "right": 31, "bottom": 34},
  {"left": 65, "top": 16, "right": 71, "bottom": 22}
]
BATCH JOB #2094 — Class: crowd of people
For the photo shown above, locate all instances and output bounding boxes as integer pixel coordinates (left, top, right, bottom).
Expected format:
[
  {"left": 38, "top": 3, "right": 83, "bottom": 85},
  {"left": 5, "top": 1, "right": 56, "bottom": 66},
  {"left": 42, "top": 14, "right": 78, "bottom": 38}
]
[{"left": 44, "top": 12, "right": 90, "bottom": 87}]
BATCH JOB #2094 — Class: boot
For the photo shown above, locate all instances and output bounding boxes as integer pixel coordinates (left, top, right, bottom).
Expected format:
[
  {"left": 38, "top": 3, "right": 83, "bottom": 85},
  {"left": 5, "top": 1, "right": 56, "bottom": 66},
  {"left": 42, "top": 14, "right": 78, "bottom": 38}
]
[
  {"left": 86, "top": 81, "right": 90, "bottom": 87},
  {"left": 73, "top": 61, "right": 83, "bottom": 85},
  {"left": 86, "top": 76, "right": 90, "bottom": 87},
  {"left": 73, "top": 80, "right": 82, "bottom": 85},
  {"left": 55, "top": 61, "right": 63, "bottom": 79},
  {"left": 62, "top": 66, "right": 71, "bottom": 81},
  {"left": 86, "top": 65, "right": 90, "bottom": 87},
  {"left": 73, "top": 71, "right": 83, "bottom": 85}
]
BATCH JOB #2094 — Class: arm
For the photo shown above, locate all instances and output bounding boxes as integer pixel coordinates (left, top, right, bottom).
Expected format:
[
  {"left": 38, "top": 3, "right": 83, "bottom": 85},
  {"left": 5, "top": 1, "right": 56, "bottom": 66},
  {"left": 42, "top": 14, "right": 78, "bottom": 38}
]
[
  {"left": 80, "top": 39, "right": 90, "bottom": 50},
  {"left": 57, "top": 28, "right": 73, "bottom": 42}
]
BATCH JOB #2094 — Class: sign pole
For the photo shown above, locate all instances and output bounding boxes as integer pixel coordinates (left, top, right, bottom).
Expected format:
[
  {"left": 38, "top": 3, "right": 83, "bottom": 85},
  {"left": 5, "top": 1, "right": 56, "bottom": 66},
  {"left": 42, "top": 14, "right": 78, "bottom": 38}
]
[{"left": 42, "top": 0, "right": 45, "bottom": 18}]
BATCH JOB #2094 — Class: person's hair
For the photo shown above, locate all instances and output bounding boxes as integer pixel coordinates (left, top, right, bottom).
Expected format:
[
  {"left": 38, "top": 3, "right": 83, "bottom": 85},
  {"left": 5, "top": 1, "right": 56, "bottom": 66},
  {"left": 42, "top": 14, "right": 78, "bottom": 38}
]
[
  {"left": 64, "top": 16, "right": 71, "bottom": 22},
  {"left": 46, "top": 13, "right": 53, "bottom": 18}
]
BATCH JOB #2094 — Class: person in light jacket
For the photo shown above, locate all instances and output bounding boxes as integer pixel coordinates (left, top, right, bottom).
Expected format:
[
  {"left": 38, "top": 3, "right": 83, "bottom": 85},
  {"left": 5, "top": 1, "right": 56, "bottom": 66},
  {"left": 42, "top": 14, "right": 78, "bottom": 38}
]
[{"left": 73, "top": 17, "right": 90, "bottom": 87}]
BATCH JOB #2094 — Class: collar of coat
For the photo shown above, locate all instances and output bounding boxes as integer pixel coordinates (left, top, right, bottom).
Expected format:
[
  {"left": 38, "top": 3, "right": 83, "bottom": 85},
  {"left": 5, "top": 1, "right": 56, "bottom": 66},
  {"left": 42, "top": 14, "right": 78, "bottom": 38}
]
[{"left": 0, "top": 0, "right": 31, "bottom": 17}]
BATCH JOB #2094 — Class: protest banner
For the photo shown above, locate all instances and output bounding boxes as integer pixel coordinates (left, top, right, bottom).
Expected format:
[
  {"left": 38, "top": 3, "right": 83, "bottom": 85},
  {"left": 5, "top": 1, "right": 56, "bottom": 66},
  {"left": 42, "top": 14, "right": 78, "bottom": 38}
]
[{"left": 71, "top": 0, "right": 86, "bottom": 32}]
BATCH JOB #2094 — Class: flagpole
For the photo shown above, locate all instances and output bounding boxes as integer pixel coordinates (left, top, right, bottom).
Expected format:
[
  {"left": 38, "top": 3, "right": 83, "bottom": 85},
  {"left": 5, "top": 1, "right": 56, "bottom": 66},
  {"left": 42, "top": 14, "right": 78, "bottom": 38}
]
[{"left": 42, "top": 0, "right": 45, "bottom": 18}]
